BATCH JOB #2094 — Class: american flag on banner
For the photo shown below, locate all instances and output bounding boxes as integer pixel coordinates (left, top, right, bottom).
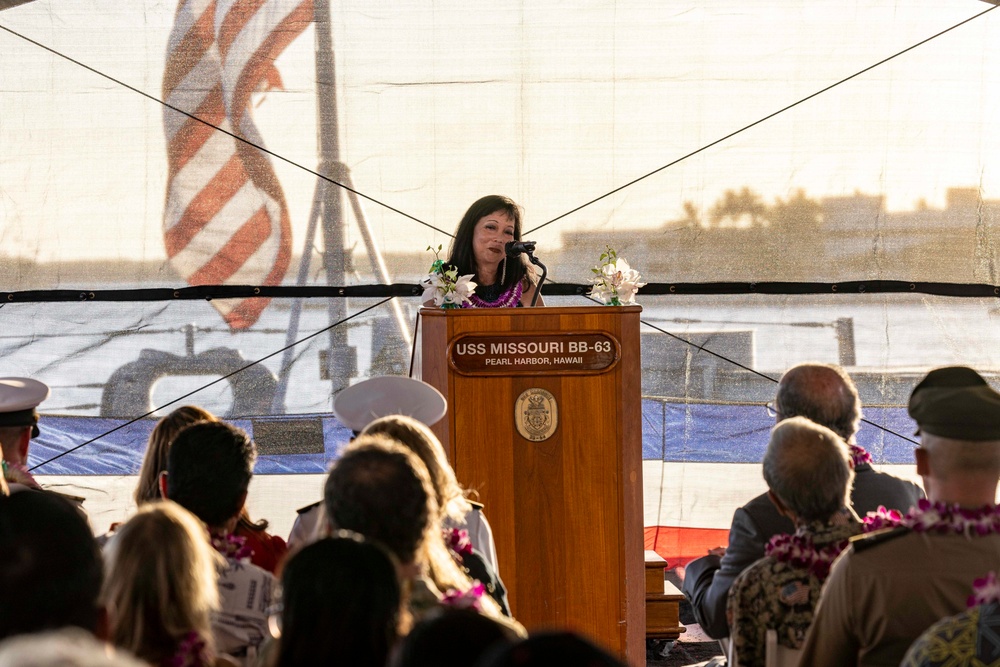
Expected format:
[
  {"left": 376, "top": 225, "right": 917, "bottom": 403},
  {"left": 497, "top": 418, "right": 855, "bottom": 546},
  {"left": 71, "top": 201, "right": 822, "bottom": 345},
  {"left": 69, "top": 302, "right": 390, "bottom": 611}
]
[{"left": 163, "top": 0, "right": 313, "bottom": 329}]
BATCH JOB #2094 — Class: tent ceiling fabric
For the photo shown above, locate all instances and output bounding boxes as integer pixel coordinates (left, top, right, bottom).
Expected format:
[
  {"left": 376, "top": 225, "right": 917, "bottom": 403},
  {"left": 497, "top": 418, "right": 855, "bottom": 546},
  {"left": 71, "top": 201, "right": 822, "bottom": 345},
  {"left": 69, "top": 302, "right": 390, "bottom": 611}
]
[{"left": 2, "top": 1, "right": 1000, "bottom": 541}]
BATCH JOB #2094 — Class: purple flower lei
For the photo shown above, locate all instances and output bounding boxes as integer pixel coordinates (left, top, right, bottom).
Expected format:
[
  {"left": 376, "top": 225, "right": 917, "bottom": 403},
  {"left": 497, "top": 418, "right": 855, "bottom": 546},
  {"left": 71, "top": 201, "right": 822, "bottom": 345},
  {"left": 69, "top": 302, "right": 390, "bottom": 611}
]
[
  {"left": 464, "top": 281, "right": 522, "bottom": 308},
  {"left": 863, "top": 499, "right": 1000, "bottom": 537},
  {"left": 765, "top": 532, "right": 850, "bottom": 581},
  {"left": 162, "top": 631, "right": 211, "bottom": 667},
  {"left": 210, "top": 532, "right": 253, "bottom": 563},
  {"left": 441, "top": 582, "right": 486, "bottom": 612},
  {"left": 445, "top": 527, "right": 474, "bottom": 560},
  {"left": 969, "top": 572, "right": 1000, "bottom": 608},
  {"left": 848, "top": 443, "right": 872, "bottom": 467}
]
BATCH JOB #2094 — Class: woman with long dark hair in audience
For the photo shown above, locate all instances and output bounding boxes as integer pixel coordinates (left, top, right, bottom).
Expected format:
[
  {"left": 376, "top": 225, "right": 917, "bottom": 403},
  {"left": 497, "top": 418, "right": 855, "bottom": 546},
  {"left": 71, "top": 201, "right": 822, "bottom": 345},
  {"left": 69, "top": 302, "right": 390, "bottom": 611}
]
[
  {"left": 273, "top": 533, "right": 403, "bottom": 667},
  {"left": 102, "top": 500, "right": 228, "bottom": 667},
  {"left": 133, "top": 405, "right": 287, "bottom": 573}
]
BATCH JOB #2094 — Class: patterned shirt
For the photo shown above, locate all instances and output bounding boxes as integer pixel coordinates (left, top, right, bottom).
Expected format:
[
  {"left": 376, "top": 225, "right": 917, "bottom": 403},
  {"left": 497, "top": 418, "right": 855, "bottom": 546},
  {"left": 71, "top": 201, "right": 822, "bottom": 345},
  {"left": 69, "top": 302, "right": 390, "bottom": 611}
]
[
  {"left": 727, "top": 516, "right": 862, "bottom": 667},
  {"left": 902, "top": 602, "right": 1000, "bottom": 667}
]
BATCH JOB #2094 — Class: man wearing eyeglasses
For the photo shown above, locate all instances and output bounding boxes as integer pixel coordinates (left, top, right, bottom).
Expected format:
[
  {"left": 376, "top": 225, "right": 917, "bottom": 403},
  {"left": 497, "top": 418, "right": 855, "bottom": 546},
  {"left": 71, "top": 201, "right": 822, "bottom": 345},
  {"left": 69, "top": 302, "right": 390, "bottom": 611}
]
[{"left": 682, "top": 362, "right": 923, "bottom": 639}]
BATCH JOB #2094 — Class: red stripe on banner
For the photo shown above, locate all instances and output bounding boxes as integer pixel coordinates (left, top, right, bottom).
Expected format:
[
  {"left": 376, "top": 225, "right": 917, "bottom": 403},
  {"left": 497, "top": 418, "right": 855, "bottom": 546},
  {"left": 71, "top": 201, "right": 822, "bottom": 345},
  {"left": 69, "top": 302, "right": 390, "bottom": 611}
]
[
  {"left": 162, "top": 1, "right": 217, "bottom": 97},
  {"left": 165, "top": 154, "right": 249, "bottom": 257},
  {"left": 187, "top": 205, "right": 272, "bottom": 285},
  {"left": 645, "top": 526, "right": 731, "bottom": 568},
  {"left": 230, "top": 1, "right": 313, "bottom": 121},
  {"left": 222, "top": 207, "right": 291, "bottom": 330},
  {"left": 167, "top": 87, "right": 226, "bottom": 179},
  {"left": 218, "top": 0, "right": 268, "bottom": 57}
]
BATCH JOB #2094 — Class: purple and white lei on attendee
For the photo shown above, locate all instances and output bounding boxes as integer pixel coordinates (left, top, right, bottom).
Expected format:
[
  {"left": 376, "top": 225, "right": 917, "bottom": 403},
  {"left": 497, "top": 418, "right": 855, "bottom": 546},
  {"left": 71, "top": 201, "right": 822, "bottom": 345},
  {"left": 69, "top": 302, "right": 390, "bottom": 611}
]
[
  {"left": 863, "top": 499, "right": 1000, "bottom": 537},
  {"left": 210, "top": 532, "right": 253, "bottom": 563},
  {"left": 163, "top": 631, "right": 212, "bottom": 667},
  {"left": 445, "top": 527, "right": 474, "bottom": 561},
  {"left": 764, "top": 532, "right": 851, "bottom": 581},
  {"left": 969, "top": 572, "right": 1000, "bottom": 608},
  {"left": 441, "top": 582, "right": 486, "bottom": 612},
  {"left": 848, "top": 443, "right": 872, "bottom": 467}
]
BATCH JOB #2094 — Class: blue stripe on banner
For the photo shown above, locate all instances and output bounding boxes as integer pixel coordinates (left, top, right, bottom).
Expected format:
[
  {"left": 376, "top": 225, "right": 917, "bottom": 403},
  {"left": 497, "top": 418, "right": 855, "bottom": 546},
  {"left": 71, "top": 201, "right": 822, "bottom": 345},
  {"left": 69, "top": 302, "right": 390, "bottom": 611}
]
[
  {"left": 28, "top": 402, "right": 920, "bottom": 475},
  {"left": 641, "top": 400, "right": 918, "bottom": 464},
  {"left": 28, "top": 415, "right": 352, "bottom": 476}
]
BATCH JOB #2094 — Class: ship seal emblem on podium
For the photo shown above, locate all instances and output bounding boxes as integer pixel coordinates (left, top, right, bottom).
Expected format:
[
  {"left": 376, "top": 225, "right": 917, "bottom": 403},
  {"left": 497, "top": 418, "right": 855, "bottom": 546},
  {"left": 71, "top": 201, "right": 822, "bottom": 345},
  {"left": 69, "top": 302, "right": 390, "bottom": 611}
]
[{"left": 515, "top": 388, "right": 558, "bottom": 442}]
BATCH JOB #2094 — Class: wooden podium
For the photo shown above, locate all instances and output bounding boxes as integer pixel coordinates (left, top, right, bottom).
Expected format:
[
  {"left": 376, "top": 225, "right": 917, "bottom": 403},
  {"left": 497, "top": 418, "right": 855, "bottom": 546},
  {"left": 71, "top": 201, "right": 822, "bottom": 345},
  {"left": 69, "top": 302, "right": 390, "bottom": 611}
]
[{"left": 419, "top": 305, "right": 644, "bottom": 665}]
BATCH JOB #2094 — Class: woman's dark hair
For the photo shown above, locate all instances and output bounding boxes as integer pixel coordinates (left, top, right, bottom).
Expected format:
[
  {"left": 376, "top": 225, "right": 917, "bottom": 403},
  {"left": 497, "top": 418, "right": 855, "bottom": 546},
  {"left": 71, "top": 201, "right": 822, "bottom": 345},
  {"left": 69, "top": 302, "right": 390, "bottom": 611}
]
[
  {"left": 447, "top": 195, "right": 531, "bottom": 290},
  {"left": 476, "top": 631, "right": 628, "bottom": 667},
  {"left": 166, "top": 421, "right": 256, "bottom": 528},
  {"left": 391, "top": 608, "right": 517, "bottom": 667},
  {"left": 323, "top": 436, "right": 434, "bottom": 565},
  {"left": 277, "top": 534, "right": 401, "bottom": 667}
]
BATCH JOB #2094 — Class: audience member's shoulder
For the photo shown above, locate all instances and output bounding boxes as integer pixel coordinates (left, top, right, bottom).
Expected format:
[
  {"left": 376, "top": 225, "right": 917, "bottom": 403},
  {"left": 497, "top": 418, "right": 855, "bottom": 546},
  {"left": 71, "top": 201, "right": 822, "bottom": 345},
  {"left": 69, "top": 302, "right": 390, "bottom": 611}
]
[
  {"left": 847, "top": 526, "right": 912, "bottom": 555},
  {"left": 296, "top": 500, "right": 321, "bottom": 515},
  {"left": 742, "top": 491, "right": 778, "bottom": 514}
]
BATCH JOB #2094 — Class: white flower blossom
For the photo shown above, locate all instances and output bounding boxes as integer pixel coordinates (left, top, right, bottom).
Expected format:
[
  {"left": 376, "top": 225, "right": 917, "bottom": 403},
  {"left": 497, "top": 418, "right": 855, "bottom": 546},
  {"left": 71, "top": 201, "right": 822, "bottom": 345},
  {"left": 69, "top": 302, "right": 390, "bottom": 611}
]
[
  {"left": 589, "top": 255, "right": 646, "bottom": 305},
  {"left": 422, "top": 266, "right": 476, "bottom": 308}
]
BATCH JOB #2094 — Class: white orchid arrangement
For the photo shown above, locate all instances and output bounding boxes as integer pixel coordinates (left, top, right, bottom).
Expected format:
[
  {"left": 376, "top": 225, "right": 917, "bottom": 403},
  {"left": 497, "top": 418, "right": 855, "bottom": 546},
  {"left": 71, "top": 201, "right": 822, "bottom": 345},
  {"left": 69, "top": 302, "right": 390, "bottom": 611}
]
[
  {"left": 588, "top": 245, "right": 646, "bottom": 306},
  {"left": 421, "top": 245, "right": 477, "bottom": 309}
]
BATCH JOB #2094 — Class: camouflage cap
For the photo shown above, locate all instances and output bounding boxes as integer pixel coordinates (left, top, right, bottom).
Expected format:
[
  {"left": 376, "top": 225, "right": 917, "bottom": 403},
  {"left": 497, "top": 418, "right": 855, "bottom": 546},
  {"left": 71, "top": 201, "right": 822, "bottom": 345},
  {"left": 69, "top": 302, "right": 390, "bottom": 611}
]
[{"left": 908, "top": 366, "right": 1000, "bottom": 440}]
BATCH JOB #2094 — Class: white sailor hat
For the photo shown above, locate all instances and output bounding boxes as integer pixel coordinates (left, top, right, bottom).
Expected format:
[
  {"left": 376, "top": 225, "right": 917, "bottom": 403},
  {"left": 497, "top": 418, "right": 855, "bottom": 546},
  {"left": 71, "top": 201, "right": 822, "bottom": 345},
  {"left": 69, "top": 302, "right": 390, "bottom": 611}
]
[
  {"left": 333, "top": 376, "right": 446, "bottom": 433},
  {"left": 0, "top": 377, "right": 51, "bottom": 438}
]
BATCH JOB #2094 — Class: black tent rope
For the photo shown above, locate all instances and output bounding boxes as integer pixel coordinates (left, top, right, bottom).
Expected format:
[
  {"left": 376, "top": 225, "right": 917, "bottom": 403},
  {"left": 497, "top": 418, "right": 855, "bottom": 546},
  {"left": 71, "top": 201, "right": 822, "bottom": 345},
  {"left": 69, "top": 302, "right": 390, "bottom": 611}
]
[
  {"left": 524, "top": 3, "right": 999, "bottom": 236},
  {"left": 28, "top": 297, "right": 393, "bottom": 472},
  {"left": 0, "top": 23, "right": 453, "bottom": 239}
]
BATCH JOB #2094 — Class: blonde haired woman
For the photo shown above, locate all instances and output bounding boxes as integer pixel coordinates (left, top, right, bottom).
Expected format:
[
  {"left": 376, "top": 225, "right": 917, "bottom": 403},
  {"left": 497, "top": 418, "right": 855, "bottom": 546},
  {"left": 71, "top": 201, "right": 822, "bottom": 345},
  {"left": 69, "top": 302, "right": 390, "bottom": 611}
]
[
  {"left": 133, "top": 405, "right": 287, "bottom": 573},
  {"left": 361, "top": 415, "right": 499, "bottom": 575},
  {"left": 102, "top": 500, "right": 230, "bottom": 667}
]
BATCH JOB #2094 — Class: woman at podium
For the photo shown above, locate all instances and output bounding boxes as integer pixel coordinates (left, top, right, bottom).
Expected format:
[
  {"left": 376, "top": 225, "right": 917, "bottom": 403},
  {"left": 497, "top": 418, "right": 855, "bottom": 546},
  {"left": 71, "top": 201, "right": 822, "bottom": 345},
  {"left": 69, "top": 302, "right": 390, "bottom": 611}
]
[{"left": 447, "top": 195, "right": 544, "bottom": 307}]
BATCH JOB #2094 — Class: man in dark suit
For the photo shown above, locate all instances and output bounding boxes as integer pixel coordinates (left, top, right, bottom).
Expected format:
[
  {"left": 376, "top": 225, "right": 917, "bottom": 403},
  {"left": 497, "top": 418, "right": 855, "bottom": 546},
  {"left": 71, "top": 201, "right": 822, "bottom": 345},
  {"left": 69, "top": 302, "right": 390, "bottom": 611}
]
[{"left": 681, "top": 362, "right": 923, "bottom": 639}]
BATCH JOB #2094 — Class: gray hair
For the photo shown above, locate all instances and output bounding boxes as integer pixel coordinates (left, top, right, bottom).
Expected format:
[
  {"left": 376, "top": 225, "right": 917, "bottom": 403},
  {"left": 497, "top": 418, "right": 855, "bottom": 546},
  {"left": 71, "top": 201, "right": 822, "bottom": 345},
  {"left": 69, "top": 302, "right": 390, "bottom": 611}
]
[
  {"left": 775, "top": 363, "right": 862, "bottom": 441},
  {"left": 763, "top": 416, "right": 854, "bottom": 523}
]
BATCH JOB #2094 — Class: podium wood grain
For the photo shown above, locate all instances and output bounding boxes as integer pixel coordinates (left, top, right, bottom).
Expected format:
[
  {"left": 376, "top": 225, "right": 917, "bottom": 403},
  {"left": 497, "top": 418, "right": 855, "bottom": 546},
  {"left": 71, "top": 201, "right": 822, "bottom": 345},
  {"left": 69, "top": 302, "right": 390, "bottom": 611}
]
[{"left": 420, "top": 306, "right": 643, "bottom": 665}]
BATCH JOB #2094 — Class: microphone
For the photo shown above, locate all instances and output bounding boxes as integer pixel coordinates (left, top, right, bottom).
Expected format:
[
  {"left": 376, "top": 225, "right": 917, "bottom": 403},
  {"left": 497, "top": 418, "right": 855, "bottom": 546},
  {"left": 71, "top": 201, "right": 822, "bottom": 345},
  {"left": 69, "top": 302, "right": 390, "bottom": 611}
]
[{"left": 505, "top": 240, "right": 537, "bottom": 258}]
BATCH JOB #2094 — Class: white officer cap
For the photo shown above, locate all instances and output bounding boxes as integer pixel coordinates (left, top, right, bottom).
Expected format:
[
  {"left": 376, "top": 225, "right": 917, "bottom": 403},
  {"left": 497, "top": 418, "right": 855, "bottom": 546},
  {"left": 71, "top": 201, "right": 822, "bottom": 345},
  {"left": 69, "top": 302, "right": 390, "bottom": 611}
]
[
  {"left": 0, "top": 377, "right": 51, "bottom": 438},
  {"left": 333, "top": 376, "right": 446, "bottom": 433}
]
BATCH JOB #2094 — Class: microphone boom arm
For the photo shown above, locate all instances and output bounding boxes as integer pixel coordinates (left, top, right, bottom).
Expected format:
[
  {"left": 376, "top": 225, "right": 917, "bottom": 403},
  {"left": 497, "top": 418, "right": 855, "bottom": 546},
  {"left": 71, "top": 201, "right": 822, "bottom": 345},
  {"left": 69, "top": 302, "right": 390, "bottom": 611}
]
[{"left": 527, "top": 252, "right": 547, "bottom": 307}]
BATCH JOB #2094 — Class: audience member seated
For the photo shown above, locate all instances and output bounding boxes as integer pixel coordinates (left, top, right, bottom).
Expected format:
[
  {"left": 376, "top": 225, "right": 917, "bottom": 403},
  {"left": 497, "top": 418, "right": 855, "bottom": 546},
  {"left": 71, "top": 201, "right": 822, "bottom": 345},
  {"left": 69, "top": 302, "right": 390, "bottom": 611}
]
[
  {"left": 0, "top": 377, "right": 51, "bottom": 493},
  {"left": 390, "top": 607, "right": 519, "bottom": 667},
  {"left": 901, "top": 571, "right": 1000, "bottom": 667},
  {"left": 0, "top": 491, "right": 103, "bottom": 640},
  {"left": 323, "top": 436, "right": 507, "bottom": 623},
  {"left": 800, "top": 366, "right": 1000, "bottom": 665},
  {"left": 162, "top": 421, "right": 275, "bottom": 664},
  {"left": 134, "top": 405, "right": 287, "bottom": 574},
  {"left": 726, "top": 417, "right": 861, "bottom": 667},
  {"left": 0, "top": 628, "right": 145, "bottom": 667},
  {"left": 683, "top": 362, "right": 923, "bottom": 638},
  {"left": 272, "top": 533, "right": 403, "bottom": 667},
  {"left": 288, "top": 376, "right": 447, "bottom": 553},
  {"left": 362, "top": 415, "right": 509, "bottom": 613},
  {"left": 474, "top": 631, "right": 627, "bottom": 667},
  {"left": 102, "top": 500, "right": 230, "bottom": 667}
]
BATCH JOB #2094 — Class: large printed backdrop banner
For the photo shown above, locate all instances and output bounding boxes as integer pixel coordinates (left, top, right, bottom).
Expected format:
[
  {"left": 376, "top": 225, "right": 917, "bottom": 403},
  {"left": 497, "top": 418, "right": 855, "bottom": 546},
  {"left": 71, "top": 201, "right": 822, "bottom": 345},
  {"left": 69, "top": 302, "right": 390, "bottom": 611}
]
[{"left": 1, "top": 1, "right": 999, "bottom": 552}]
